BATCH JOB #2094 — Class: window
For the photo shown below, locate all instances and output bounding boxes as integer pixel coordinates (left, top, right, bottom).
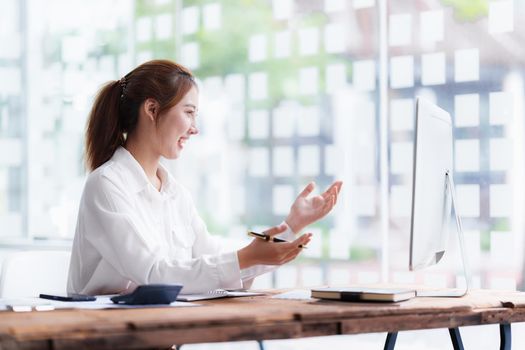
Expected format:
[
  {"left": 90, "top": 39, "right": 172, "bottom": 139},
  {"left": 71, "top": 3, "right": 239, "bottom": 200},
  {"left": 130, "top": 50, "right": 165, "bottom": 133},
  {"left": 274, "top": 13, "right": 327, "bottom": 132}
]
[{"left": 1, "top": 0, "right": 524, "bottom": 293}]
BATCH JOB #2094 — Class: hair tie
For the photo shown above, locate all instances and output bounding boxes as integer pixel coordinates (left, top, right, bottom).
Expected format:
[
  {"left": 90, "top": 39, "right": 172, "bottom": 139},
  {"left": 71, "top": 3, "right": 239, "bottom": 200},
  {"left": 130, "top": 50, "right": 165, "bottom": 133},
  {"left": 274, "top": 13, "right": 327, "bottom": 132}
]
[{"left": 119, "top": 77, "right": 127, "bottom": 99}]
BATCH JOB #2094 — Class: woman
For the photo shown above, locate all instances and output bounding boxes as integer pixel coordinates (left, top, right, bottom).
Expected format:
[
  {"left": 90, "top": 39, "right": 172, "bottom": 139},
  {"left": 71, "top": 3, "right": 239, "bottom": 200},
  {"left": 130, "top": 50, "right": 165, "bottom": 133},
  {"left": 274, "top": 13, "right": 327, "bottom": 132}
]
[{"left": 67, "top": 60, "right": 342, "bottom": 295}]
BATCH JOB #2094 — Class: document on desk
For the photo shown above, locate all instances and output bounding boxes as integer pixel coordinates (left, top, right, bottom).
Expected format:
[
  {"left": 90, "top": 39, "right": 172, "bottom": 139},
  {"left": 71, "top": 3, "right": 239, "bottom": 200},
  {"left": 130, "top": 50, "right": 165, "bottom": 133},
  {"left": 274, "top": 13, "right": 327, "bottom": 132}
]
[
  {"left": 0, "top": 297, "right": 200, "bottom": 311},
  {"left": 177, "top": 289, "right": 264, "bottom": 302},
  {"left": 0, "top": 298, "right": 55, "bottom": 312},
  {"left": 49, "top": 296, "right": 201, "bottom": 309},
  {"left": 271, "top": 289, "right": 313, "bottom": 300}
]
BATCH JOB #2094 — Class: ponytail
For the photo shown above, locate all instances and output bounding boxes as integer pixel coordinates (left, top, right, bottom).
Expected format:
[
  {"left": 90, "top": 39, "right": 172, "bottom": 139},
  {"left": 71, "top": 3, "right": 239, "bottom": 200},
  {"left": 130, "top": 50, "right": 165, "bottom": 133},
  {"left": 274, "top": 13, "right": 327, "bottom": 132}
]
[
  {"left": 85, "top": 80, "right": 125, "bottom": 171},
  {"left": 84, "top": 59, "right": 196, "bottom": 171}
]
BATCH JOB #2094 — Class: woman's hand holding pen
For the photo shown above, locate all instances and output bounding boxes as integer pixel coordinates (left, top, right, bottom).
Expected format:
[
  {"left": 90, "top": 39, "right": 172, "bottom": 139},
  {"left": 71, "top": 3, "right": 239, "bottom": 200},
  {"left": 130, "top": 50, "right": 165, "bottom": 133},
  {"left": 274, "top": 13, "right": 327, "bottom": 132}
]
[
  {"left": 285, "top": 180, "right": 343, "bottom": 233},
  {"left": 237, "top": 223, "right": 312, "bottom": 269}
]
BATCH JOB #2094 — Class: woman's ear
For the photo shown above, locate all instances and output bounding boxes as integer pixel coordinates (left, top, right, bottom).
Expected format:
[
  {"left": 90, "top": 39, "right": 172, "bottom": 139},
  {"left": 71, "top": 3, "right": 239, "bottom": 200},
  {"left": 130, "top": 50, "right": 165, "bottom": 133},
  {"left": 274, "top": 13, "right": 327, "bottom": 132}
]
[{"left": 143, "top": 98, "right": 159, "bottom": 122}]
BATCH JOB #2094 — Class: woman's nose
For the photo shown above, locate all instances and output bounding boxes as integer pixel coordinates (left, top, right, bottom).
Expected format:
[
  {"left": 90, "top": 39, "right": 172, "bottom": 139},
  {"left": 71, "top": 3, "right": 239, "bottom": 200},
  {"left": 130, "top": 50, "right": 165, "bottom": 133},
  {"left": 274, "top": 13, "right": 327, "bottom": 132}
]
[{"left": 190, "top": 125, "right": 199, "bottom": 135}]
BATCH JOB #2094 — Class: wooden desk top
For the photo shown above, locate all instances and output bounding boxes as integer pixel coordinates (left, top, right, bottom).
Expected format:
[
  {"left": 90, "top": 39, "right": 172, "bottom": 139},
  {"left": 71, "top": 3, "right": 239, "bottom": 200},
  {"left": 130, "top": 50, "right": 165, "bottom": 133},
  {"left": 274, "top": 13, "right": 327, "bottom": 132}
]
[{"left": 1, "top": 289, "right": 525, "bottom": 350}]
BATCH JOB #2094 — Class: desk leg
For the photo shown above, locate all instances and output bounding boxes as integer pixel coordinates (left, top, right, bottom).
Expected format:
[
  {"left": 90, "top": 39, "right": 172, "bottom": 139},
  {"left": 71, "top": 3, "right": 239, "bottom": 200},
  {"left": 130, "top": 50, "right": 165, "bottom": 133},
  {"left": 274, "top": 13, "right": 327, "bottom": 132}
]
[
  {"left": 257, "top": 340, "right": 265, "bottom": 350},
  {"left": 500, "top": 323, "right": 511, "bottom": 350},
  {"left": 449, "top": 328, "right": 464, "bottom": 350},
  {"left": 383, "top": 332, "right": 398, "bottom": 350}
]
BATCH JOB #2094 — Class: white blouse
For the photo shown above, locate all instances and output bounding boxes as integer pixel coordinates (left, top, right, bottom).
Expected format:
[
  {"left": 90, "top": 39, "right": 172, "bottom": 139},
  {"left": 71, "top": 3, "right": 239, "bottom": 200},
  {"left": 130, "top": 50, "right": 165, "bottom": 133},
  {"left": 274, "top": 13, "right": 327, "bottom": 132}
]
[{"left": 67, "top": 147, "right": 294, "bottom": 295}]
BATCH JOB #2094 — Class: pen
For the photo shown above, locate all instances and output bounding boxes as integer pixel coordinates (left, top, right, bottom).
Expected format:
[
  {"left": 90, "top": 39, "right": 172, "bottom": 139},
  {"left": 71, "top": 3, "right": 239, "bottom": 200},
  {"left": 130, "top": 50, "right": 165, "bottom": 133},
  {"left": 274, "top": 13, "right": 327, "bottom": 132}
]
[{"left": 247, "top": 231, "right": 308, "bottom": 249}]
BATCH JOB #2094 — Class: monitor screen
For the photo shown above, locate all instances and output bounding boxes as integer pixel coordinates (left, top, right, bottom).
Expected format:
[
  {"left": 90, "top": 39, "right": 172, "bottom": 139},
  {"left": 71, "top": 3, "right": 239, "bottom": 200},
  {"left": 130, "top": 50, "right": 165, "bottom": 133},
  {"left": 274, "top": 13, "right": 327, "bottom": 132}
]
[{"left": 409, "top": 97, "right": 453, "bottom": 271}]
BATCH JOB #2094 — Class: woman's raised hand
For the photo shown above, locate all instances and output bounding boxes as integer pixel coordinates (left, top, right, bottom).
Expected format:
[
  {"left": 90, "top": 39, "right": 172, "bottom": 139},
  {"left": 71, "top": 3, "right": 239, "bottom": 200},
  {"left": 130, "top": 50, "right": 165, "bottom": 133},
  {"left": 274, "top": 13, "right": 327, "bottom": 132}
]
[
  {"left": 285, "top": 181, "right": 343, "bottom": 233},
  {"left": 237, "top": 223, "right": 312, "bottom": 269}
]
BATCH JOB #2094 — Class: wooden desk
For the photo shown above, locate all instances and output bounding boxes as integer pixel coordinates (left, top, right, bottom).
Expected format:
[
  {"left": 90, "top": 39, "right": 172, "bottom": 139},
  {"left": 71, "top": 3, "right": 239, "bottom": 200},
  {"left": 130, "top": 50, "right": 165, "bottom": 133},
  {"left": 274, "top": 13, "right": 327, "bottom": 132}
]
[{"left": 1, "top": 289, "right": 525, "bottom": 350}]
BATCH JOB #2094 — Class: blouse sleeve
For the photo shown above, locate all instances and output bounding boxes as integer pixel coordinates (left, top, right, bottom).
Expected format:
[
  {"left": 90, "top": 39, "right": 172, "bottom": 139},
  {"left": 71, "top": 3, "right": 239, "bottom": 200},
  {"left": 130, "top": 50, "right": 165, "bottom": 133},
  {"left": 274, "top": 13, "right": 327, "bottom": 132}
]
[{"left": 82, "top": 176, "right": 243, "bottom": 294}]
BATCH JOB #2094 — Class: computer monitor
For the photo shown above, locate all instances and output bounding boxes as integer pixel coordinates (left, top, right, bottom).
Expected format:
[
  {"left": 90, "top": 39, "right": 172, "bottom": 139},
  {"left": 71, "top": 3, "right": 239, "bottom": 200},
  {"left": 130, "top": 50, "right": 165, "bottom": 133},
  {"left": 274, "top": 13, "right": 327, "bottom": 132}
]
[{"left": 408, "top": 97, "right": 470, "bottom": 297}]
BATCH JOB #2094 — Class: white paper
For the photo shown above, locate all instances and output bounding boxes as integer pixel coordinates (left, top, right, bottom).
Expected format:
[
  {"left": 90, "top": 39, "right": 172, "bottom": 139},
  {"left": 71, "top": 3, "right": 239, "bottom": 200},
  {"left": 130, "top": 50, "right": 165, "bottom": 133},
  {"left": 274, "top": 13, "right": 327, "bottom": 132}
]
[
  {"left": 271, "top": 289, "right": 312, "bottom": 300},
  {"left": 182, "top": 6, "right": 199, "bottom": 34},
  {"left": 390, "top": 55, "right": 414, "bottom": 88},
  {"left": 249, "top": 72, "right": 268, "bottom": 100},
  {"left": 298, "top": 67, "right": 318, "bottom": 95},
  {"left": 155, "top": 14, "right": 172, "bottom": 40},
  {"left": 272, "top": 146, "right": 294, "bottom": 177},
  {"left": 324, "top": 22, "right": 346, "bottom": 53},
  {"left": 273, "top": 102, "right": 295, "bottom": 138},
  {"left": 325, "top": 63, "right": 347, "bottom": 93},
  {"left": 489, "top": 1, "right": 514, "bottom": 34},
  {"left": 454, "top": 139, "right": 480, "bottom": 172},
  {"left": 454, "top": 48, "right": 479, "bottom": 82},
  {"left": 420, "top": 10, "right": 444, "bottom": 44},
  {"left": 389, "top": 13, "right": 412, "bottom": 46},
  {"left": 421, "top": 52, "right": 446, "bottom": 85},
  {"left": 203, "top": 3, "right": 221, "bottom": 30},
  {"left": 454, "top": 93, "right": 479, "bottom": 127},
  {"left": 298, "top": 27, "right": 319, "bottom": 56},
  {"left": 490, "top": 185, "right": 511, "bottom": 217},
  {"left": 298, "top": 145, "right": 320, "bottom": 176},
  {"left": 489, "top": 92, "right": 513, "bottom": 125},
  {"left": 0, "top": 296, "right": 199, "bottom": 311},
  {"left": 249, "top": 34, "right": 267, "bottom": 62},
  {"left": 136, "top": 17, "right": 152, "bottom": 42}
]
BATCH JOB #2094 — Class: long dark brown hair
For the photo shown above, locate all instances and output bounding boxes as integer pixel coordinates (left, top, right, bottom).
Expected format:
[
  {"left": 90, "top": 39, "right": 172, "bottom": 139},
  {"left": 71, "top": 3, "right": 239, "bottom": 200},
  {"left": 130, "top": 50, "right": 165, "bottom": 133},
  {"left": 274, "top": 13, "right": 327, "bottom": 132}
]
[{"left": 85, "top": 59, "right": 196, "bottom": 171}]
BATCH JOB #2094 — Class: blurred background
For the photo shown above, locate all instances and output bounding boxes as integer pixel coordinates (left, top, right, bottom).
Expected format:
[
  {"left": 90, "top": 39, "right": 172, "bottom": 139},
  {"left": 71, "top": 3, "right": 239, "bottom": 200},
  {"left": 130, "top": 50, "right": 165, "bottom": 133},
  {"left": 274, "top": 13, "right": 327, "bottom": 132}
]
[{"left": 0, "top": 0, "right": 524, "bottom": 348}]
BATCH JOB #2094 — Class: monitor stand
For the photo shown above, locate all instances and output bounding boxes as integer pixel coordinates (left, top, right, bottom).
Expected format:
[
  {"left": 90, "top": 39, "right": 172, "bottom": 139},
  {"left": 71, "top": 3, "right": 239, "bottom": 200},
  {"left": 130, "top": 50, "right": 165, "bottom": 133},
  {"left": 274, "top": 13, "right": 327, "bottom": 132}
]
[{"left": 416, "top": 171, "right": 471, "bottom": 298}]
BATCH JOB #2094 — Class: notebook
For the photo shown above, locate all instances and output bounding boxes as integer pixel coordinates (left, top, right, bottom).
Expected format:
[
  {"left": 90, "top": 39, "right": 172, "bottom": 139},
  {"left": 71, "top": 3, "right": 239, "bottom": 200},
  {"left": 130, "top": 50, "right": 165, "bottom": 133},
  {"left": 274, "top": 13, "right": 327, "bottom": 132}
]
[{"left": 311, "top": 287, "right": 416, "bottom": 302}]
